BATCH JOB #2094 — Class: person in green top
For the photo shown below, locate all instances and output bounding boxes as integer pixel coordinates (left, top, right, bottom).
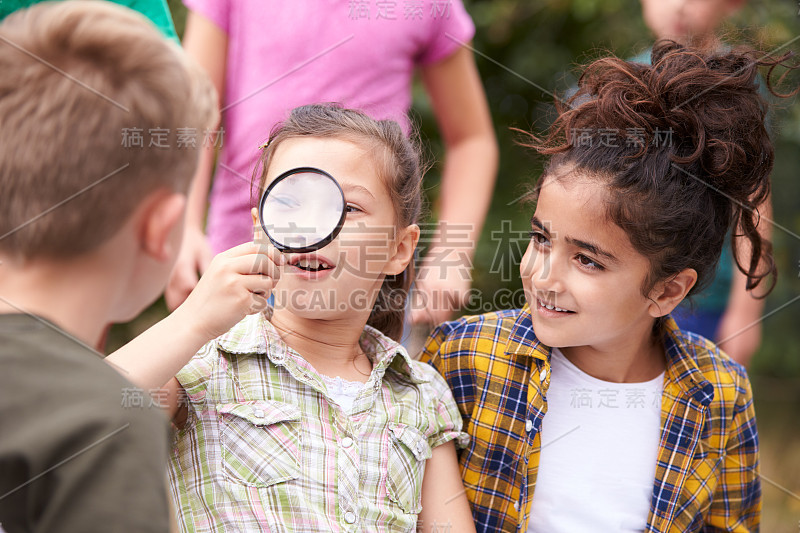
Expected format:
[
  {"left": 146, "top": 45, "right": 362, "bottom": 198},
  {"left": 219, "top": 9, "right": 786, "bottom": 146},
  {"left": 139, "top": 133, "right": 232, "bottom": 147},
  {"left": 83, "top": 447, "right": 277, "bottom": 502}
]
[
  {"left": 0, "top": 0, "right": 178, "bottom": 41},
  {"left": 634, "top": 0, "right": 770, "bottom": 367}
]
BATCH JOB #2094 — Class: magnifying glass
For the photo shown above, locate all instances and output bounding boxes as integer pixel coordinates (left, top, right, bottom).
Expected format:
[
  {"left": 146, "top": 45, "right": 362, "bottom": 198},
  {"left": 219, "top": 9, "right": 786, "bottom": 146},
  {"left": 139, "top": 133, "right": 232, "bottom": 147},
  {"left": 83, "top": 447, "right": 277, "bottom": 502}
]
[{"left": 258, "top": 167, "right": 347, "bottom": 253}]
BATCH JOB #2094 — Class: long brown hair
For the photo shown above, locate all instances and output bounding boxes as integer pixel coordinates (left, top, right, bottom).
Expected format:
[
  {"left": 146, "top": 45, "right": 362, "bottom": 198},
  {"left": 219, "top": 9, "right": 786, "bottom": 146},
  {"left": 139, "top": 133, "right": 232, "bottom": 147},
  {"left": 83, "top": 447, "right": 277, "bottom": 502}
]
[{"left": 253, "top": 104, "right": 424, "bottom": 341}]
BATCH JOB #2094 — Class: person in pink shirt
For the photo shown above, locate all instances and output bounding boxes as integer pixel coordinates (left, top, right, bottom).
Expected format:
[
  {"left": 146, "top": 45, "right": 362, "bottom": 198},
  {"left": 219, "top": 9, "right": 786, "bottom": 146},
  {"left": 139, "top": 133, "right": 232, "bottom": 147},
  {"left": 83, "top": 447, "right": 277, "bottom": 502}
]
[{"left": 167, "top": 0, "right": 498, "bottom": 330}]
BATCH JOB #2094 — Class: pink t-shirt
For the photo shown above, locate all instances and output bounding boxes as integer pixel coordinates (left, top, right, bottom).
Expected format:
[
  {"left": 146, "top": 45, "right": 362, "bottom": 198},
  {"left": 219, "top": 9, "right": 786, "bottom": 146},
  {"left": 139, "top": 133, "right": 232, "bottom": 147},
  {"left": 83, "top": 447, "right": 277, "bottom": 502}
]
[{"left": 184, "top": 0, "right": 475, "bottom": 253}]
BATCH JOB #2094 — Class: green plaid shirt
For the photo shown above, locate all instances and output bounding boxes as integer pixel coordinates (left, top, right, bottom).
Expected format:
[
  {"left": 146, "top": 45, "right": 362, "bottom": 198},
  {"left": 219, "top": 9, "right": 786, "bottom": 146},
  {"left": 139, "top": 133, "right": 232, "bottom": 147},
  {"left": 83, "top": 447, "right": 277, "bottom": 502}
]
[
  {"left": 168, "top": 313, "right": 467, "bottom": 532},
  {"left": 421, "top": 305, "right": 760, "bottom": 532}
]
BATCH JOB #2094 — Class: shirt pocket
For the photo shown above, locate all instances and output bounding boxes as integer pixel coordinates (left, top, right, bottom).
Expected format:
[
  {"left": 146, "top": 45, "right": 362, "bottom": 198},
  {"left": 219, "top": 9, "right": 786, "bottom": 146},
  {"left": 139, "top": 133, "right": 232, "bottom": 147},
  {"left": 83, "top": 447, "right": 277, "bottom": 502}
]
[
  {"left": 218, "top": 400, "right": 302, "bottom": 488},
  {"left": 386, "top": 422, "right": 432, "bottom": 515}
]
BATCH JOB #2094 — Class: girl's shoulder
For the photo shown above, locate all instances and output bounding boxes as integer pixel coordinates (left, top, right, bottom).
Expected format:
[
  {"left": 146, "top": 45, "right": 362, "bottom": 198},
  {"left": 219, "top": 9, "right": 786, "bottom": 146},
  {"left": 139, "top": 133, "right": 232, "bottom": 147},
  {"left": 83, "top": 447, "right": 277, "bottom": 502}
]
[
  {"left": 359, "top": 326, "right": 468, "bottom": 443},
  {"left": 423, "top": 306, "right": 547, "bottom": 365},
  {"left": 431, "top": 307, "right": 527, "bottom": 337},
  {"left": 361, "top": 324, "right": 440, "bottom": 387},
  {"left": 361, "top": 326, "right": 459, "bottom": 405},
  {"left": 176, "top": 313, "right": 267, "bottom": 391},
  {"left": 667, "top": 322, "right": 748, "bottom": 377},
  {"left": 662, "top": 317, "right": 753, "bottom": 408},
  {"left": 214, "top": 312, "right": 269, "bottom": 355}
]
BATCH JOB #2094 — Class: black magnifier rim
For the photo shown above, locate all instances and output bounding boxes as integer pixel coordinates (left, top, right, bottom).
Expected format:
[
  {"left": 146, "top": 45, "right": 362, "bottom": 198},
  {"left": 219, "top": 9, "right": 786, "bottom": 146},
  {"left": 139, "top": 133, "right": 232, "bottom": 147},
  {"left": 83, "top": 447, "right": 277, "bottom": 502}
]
[{"left": 258, "top": 166, "right": 347, "bottom": 254}]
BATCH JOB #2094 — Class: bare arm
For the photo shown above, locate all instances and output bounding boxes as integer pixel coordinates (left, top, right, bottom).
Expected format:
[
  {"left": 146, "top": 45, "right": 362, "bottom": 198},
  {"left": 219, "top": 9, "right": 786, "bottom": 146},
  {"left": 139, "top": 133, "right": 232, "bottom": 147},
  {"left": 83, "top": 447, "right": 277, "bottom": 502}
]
[
  {"left": 716, "top": 194, "right": 772, "bottom": 366},
  {"left": 165, "top": 11, "right": 228, "bottom": 310},
  {"left": 419, "top": 441, "right": 476, "bottom": 532},
  {"left": 107, "top": 242, "right": 282, "bottom": 418},
  {"left": 413, "top": 45, "right": 498, "bottom": 325},
  {"left": 716, "top": 264, "right": 765, "bottom": 366}
]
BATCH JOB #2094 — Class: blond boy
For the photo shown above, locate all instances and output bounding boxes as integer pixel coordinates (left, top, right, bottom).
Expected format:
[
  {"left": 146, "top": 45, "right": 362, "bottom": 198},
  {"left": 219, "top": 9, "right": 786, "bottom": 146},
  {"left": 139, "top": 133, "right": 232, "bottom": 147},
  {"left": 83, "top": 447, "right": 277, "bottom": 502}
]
[{"left": 0, "top": 3, "right": 217, "bottom": 531}]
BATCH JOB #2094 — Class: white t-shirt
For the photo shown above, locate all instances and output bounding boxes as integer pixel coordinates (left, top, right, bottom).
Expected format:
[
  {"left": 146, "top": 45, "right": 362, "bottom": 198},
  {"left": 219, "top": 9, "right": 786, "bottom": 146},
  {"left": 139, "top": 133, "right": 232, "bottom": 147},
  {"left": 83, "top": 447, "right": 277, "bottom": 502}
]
[{"left": 527, "top": 348, "right": 664, "bottom": 533}]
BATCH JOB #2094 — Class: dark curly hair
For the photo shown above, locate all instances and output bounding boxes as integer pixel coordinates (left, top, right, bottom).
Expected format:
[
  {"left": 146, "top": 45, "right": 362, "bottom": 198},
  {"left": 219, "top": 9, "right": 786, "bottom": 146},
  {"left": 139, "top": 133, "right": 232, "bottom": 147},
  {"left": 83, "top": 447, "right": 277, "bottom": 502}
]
[{"left": 522, "top": 40, "right": 797, "bottom": 302}]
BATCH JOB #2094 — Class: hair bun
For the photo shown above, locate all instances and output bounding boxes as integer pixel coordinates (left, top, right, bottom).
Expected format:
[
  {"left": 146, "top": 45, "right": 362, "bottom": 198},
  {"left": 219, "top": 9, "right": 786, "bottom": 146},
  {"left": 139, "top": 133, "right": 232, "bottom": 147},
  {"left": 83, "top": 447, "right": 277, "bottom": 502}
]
[{"left": 522, "top": 41, "right": 798, "bottom": 298}]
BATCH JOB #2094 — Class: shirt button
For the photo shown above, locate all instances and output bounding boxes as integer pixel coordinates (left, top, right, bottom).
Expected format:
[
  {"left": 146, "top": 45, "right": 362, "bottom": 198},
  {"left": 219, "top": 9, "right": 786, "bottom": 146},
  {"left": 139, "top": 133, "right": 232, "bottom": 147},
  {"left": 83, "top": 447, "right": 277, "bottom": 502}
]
[
  {"left": 253, "top": 409, "right": 264, "bottom": 418},
  {"left": 341, "top": 437, "right": 354, "bottom": 448},
  {"left": 539, "top": 368, "right": 547, "bottom": 381},
  {"left": 513, "top": 501, "right": 520, "bottom": 512},
  {"left": 344, "top": 511, "right": 357, "bottom": 524},
  {"left": 525, "top": 419, "right": 533, "bottom": 433}
]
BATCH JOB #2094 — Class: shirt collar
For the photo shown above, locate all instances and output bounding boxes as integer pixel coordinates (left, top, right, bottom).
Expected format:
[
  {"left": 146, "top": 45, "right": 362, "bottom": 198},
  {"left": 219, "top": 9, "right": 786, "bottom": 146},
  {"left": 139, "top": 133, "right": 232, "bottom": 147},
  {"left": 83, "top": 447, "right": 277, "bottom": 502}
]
[
  {"left": 359, "top": 323, "right": 429, "bottom": 384},
  {"left": 503, "top": 307, "right": 714, "bottom": 405},
  {"left": 504, "top": 303, "right": 551, "bottom": 361},
  {"left": 660, "top": 316, "right": 715, "bottom": 406},
  {"left": 215, "top": 313, "right": 427, "bottom": 384},
  {"left": 216, "top": 313, "right": 269, "bottom": 354}
]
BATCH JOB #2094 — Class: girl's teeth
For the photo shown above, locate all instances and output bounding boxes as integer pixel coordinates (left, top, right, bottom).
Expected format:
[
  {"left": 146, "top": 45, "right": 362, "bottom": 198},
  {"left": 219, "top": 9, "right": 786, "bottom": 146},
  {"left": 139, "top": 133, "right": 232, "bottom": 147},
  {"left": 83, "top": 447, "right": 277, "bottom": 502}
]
[
  {"left": 541, "top": 301, "right": 569, "bottom": 312},
  {"left": 295, "top": 258, "right": 328, "bottom": 270}
]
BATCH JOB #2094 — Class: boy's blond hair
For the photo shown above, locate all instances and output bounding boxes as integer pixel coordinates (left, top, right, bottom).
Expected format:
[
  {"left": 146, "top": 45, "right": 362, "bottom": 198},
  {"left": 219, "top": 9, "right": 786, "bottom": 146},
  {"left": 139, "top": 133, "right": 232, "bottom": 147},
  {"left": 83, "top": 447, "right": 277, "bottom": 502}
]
[{"left": 0, "top": 1, "right": 218, "bottom": 259}]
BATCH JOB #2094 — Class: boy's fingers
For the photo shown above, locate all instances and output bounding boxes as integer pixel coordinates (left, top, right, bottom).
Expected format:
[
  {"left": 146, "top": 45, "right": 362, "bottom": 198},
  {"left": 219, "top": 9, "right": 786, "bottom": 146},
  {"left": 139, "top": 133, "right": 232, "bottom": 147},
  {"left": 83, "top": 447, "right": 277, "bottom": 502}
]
[
  {"left": 222, "top": 241, "right": 262, "bottom": 257},
  {"left": 266, "top": 245, "right": 286, "bottom": 268},
  {"left": 243, "top": 275, "right": 275, "bottom": 297},
  {"left": 227, "top": 251, "right": 282, "bottom": 280},
  {"left": 230, "top": 241, "right": 285, "bottom": 268}
]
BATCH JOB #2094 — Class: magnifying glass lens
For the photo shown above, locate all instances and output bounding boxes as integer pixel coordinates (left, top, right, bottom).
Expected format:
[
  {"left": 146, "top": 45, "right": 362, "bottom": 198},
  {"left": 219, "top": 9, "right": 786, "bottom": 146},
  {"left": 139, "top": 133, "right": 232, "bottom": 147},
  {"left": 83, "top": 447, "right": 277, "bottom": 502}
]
[{"left": 259, "top": 168, "right": 346, "bottom": 252}]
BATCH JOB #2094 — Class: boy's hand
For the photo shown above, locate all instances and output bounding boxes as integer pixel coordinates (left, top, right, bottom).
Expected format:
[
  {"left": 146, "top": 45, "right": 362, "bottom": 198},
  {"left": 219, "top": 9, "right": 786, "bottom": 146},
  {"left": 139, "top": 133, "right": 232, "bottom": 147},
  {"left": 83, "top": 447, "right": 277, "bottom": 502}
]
[
  {"left": 106, "top": 242, "right": 282, "bottom": 397},
  {"left": 175, "top": 241, "right": 284, "bottom": 342}
]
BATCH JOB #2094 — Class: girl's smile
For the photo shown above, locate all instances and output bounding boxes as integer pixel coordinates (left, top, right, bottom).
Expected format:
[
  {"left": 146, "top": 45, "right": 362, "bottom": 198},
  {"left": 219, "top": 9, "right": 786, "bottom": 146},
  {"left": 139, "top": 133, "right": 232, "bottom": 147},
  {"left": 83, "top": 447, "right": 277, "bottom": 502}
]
[
  {"left": 286, "top": 253, "right": 336, "bottom": 280},
  {"left": 535, "top": 298, "right": 575, "bottom": 316},
  {"left": 520, "top": 169, "right": 667, "bottom": 382}
]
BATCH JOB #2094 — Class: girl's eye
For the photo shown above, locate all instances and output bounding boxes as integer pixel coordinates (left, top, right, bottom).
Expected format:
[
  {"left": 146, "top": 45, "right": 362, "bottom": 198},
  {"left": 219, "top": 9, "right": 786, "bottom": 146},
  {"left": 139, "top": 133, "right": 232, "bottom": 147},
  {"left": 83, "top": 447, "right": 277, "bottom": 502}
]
[
  {"left": 576, "top": 254, "right": 603, "bottom": 270},
  {"left": 529, "top": 231, "right": 550, "bottom": 246},
  {"left": 272, "top": 194, "right": 300, "bottom": 209},
  {"left": 345, "top": 204, "right": 361, "bottom": 214}
]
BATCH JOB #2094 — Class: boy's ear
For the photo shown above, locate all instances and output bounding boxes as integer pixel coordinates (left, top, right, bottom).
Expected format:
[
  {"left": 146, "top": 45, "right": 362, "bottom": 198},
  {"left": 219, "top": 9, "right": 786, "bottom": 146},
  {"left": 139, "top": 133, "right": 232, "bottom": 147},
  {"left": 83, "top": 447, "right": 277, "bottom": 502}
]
[
  {"left": 384, "top": 224, "right": 420, "bottom": 276},
  {"left": 647, "top": 268, "right": 698, "bottom": 318},
  {"left": 140, "top": 191, "right": 187, "bottom": 261}
]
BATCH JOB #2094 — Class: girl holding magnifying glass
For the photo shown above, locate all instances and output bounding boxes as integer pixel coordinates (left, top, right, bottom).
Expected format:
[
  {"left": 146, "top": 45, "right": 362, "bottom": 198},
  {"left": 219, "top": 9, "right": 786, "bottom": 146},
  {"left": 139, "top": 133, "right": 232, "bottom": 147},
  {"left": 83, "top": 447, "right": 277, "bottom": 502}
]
[{"left": 151, "top": 104, "right": 475, "bottom": 532}]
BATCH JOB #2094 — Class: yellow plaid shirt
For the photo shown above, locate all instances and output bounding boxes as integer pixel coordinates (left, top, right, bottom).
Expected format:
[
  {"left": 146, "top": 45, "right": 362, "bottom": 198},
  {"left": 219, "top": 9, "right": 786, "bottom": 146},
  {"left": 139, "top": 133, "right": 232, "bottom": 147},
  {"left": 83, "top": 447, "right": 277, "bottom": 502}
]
[{"left": 421, "top": 304, "right": 760, "bottom": 532}]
